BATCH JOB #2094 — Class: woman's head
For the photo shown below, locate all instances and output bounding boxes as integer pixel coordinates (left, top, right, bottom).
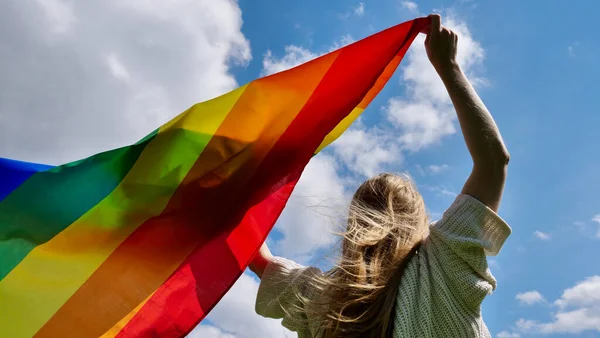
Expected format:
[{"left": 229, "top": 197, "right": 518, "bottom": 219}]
[
  {"left": 343, "top": 173, "right": 429, "bottom": 268},
  {"left": 301, "top": 173, "right": 430, "bottom": 338}
]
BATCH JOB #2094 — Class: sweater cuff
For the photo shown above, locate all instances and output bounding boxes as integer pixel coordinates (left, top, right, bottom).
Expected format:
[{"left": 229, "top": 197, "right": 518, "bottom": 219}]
[
  {"left": 438, "top": 194, "right": 512, "bottom": 256},
  {"left": 255, "top": 256, "right": 305, "bottom": 318}
]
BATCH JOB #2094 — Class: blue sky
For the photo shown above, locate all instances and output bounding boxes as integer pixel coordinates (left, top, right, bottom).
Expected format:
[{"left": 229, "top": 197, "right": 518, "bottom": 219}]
[{"left": 1, "top": 1, "right": 598, "bottom": 338}]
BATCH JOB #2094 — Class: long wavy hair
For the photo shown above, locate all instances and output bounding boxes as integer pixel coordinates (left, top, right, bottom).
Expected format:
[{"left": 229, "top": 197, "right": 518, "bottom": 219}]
[{"left": 297, "top": 173, "right": 430, "bottom": 337}]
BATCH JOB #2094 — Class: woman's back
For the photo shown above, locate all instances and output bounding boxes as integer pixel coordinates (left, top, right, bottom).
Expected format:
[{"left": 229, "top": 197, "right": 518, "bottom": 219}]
[
  {"left": 392, "top": 194, "right": 510, "bottom": 337},
  {"left": 254, "top": 194, "right": 510, "bottom": 337}
]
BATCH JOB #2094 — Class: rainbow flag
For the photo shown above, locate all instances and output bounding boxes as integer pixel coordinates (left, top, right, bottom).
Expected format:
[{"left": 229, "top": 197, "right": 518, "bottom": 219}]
[{"left": 0, "top": 18, "right": 428, "bottom": 337}]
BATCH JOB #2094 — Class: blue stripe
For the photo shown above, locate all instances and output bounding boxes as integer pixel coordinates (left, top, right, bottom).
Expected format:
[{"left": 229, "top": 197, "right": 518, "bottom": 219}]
[{"left": 0, "top": 158, "right": 54, "bottom": 202}]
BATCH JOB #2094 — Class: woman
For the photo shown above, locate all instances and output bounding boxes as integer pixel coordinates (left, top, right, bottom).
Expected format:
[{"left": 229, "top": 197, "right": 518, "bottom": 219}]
[{"left": 249, "top": 14, "right": 511, "bottom": 338}]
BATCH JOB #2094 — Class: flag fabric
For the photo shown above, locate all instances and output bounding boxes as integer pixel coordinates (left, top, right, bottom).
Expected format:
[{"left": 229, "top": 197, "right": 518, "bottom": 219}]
[{"left": 0, "top": 18, "right": 429, "bottom": 338}]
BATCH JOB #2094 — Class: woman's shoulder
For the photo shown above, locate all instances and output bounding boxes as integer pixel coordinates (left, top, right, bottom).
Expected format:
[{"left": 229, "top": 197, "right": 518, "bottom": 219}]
[{"left": 428, "top": 194, "right": 511, "bottom": 256}]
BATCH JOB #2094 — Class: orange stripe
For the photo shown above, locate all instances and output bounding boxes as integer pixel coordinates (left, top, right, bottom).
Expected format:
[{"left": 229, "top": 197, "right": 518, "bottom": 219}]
[
  {"left": 34, "top": 51, "right": 339, "bottom": 338},
  {"left": 100, "top": 295, "right": 152, "bottom": 338},
  {"left": 317, "top": 28, "right": 416, "bottom": 153},
  {"left": 358, "top": 54, "right": 402, "bottom": 109}
]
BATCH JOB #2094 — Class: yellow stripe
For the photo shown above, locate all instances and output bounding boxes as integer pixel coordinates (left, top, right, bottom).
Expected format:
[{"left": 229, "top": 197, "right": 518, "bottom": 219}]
[
  {"left": 0, "top": 85, "right": 247, "bottom": 338},
  {"left": 100, "top": 294, "right": 153, "bottom": 338},
  {"left": 315, "top": 107, "right": 364, "bottom": 153}
]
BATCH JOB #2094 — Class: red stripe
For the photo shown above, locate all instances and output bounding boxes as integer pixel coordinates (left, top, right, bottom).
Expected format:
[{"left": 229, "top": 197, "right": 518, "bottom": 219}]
[
  {"left": 115, "top": 174, "right": 300, "bottom": 337},
  {"left": 116, "top": 18, "right": 427, "bottom": 337}
]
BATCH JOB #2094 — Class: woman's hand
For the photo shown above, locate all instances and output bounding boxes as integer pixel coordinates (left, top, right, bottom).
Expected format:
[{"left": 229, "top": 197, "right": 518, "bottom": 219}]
[
  {"left": 249, "top": 242, "right": 274, "bottom": 279},
  {"left": 424, "top": 14, "right": 459, "bottom": 75}
]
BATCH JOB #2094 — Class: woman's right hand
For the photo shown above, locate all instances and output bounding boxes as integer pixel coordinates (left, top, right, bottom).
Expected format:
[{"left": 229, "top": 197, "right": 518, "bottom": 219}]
[{"left": 424, "top": 14, "right": 459, "bottom": 75}]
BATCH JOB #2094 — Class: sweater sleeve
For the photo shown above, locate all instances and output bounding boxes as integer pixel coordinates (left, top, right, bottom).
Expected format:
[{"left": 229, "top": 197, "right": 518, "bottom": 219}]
[
  {"left": 255, "top": 256, "right": 322, "bottom": 333},
  {"left": 428, "top": 194, "right": 512, "bottom": 310}
]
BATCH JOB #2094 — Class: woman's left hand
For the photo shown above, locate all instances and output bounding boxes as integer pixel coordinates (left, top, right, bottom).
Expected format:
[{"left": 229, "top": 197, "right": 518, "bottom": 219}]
[{"left": 249, "top": 242, "right": 274, "bottom": 279}]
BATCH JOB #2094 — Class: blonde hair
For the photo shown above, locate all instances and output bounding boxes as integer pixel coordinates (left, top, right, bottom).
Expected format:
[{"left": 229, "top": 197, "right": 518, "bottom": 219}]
[{"left": 296, "top": 173, "right": 429, "bottom": 337}]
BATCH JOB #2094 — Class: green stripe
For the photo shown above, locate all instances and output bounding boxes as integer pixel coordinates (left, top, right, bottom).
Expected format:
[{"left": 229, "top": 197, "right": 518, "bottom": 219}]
[{"left": 0, "top": 129, "right": 158, "bottom": 280}]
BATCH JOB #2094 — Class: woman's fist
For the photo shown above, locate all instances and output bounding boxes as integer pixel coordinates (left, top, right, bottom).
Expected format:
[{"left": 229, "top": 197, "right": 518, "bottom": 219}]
[{"left": 424, "top": 14, "right": 459, "bottom": 74}]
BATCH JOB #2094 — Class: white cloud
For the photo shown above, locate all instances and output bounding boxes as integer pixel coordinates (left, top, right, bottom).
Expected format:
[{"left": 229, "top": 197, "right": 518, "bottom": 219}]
[
  {"left": 262, "top": 34, "right": 356, "bottom": 76},
  {"left": 517, "top": 276, "right": 600, "bottom": 335},
  {"left": 188, "top": 325, "right": 236, "bottom": 338},
  {"left": 554, "top": 276, "right": 600, "bottom": 309},
  {"left": 488, "top": 259, "right": 500, "bottom": 270},
  {"left": 35, "top": 0, "right": 76, "bottom": 34},
  {"left": 516, "top": 290, "right": 546, "bottom": 305},
  {"left": 386, "top": 99, "right": 456, "bottom": 150},
  {"left": 533, "top": 231, "right": 551, "bottom": 241},
  {"left": 415, "top": 164, "right": 450, "bottom": 176},
  {"left": 496, "top": 331, "right": 520, "bottom": 338},
  {"left": 191, "top": 273, "right": 293, "bottom": 338},
  {"left": 593, "top": 215, "right": 600, "bottom": 238},
  {"left": 427, "top": 164, "right": 449, "bottom": 174},
  {"left": 400, "top": 1, "right": 419, "bottom": 13},
  {"left": 572, "top": 218, "right": 600, "bottom": 238},
  {"left": 0, "top": 0, "right": 250, "bottom": 165},
  {"left": 353, "top": 2, "right": 365, "bottom": 16},
  {"left": 423, "top": 185, "right": 457, "bottom": 198},
  {"left": 339, "top": 3, "right": 365, "bottom": 19},
  {"left": 262, "top": 46, "right": 318, "bottom": 76},
  {"left": 105, "top": 52, "right": 132, "bottom": 83},
  {"left": 437, "top": 188, "right": 457, "bottom": 197},
  {"left": 273, "top": 154, "right": 349, "bottom": 262},
  {"left": 331, "top": 125, "right": 400, "bottom": 177},
  {"left": 568, "top": 42, "right": 579, "bottom": 57},
  {"left": 329, "top": 34, "right": 355, "bottom": 51},
  {"left": 384, "top": 16, "right": 486, "bottom": 151},
  {"left": 516, "top": 319, "right": 537, "bottom": 332}
]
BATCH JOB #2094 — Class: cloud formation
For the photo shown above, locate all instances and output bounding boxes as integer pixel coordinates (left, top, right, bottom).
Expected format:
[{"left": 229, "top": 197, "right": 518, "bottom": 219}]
[
  {"left": 188, "top": 325, "right": 236, "bottom": 338},
  {"left": 339, "top": 2, "right": 365, "bottom": 19},
  {"left": 353, "top": 3, "right": 365, "bottom": 17},
  {"left": 332, "top": 124, "right": 400, "bottom": 178},
  {"left": 416, "top": 164, "right": 450, "bottom": 176},
  {"left": 533, "top": 231, "right": 551, "bottom": 241},
  {"left": 384, "top": 16, "right": 486, "bottom": 151},
  {"left": 400, "top": 1, "right": 419, "bottom": 13},
  {"left": 0, "top": 0, "right": 250, "bottom": 165},
  {"left": 593, "top": 215, "right": 600, "bottom": 238},
  {"left": 261, "top": 35, "right": 355, "bottom": 77},
  {"left": 496, "top": 331, "right": 520, "bottom": 338},
  {"left": 515, "top": 290, "right": 546, "bottom": 305},
  {"left": 190, "top": 273, "right": 291, "bottom": 338},
  {"left": 517, "top": 276, "right": 600, "bottom": 334},
  {"left": 262, "top": 46, "right": 317, "bottom": 76},
  {"left": 273, "top": 154, "right": 349, "bottom": 262}
]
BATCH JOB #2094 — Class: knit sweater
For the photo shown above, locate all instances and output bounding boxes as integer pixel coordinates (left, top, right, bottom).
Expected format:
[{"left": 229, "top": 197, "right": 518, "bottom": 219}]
[{"left": 255, "top": 194, "right": 512, "bottom": 337}]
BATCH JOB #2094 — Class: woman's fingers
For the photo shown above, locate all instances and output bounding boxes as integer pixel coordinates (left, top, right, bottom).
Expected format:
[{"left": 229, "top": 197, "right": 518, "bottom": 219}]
[{"left": 429, "top": 14, "right": 441, "bottom": 34}]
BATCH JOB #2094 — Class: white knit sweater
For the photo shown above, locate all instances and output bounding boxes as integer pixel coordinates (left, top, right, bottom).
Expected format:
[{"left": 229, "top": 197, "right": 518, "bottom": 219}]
[{"left": 255, "top": 194, "right": 512, "bottom": 337}]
